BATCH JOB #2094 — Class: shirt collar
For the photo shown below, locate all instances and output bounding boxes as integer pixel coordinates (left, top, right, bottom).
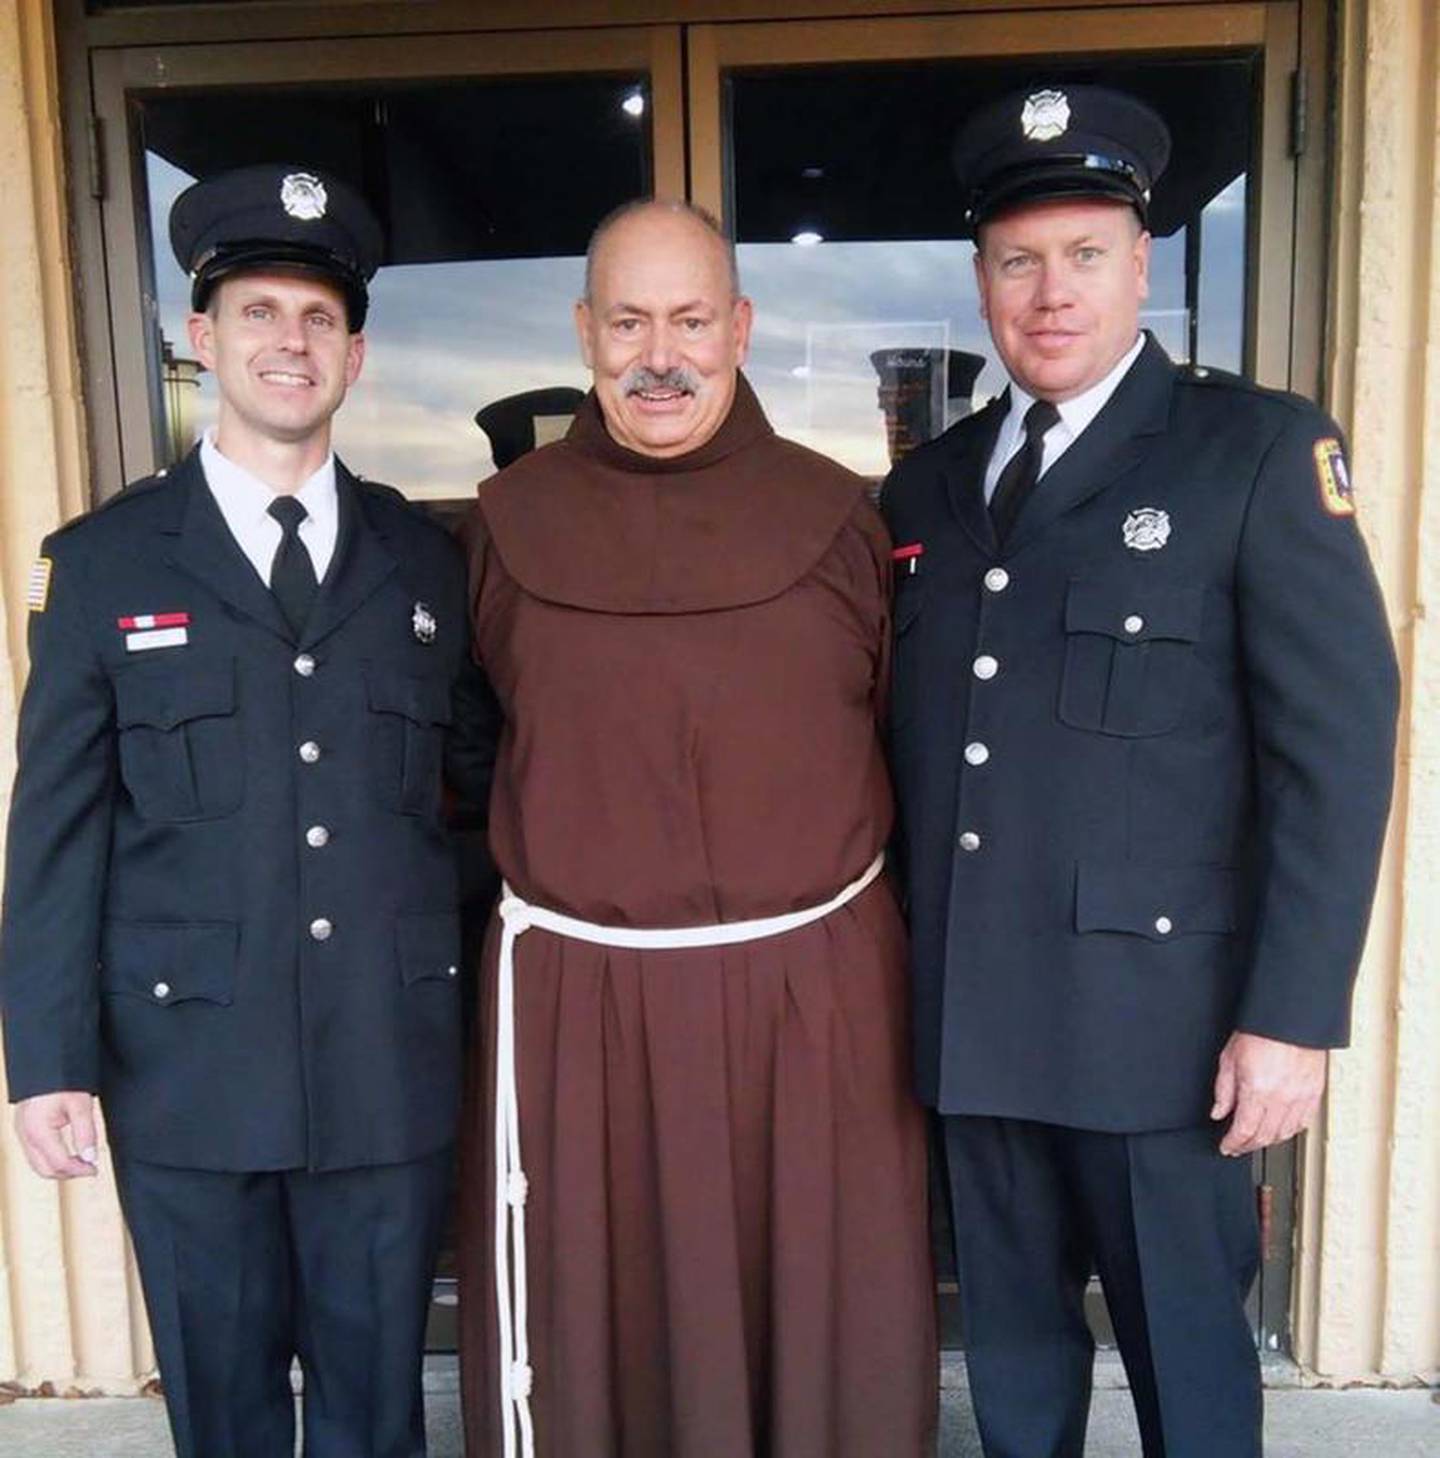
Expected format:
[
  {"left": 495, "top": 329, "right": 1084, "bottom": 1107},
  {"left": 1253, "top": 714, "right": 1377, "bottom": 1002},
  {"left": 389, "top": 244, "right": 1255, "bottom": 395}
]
[
  {"left": 1004, "top": 331, "right": 1147, "bottom": 443},
  {"left": 200, "top": 429, "right": 337, "bottom": 531}
]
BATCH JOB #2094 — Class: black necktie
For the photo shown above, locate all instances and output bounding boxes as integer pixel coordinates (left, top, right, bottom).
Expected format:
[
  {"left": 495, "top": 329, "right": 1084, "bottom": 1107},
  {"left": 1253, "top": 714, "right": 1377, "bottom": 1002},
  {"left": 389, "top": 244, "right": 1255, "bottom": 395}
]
[
  {"left": 989, "top": 399, "right": 1061, "bottom": 541},
  {"left": 268, "top": 496, "right": 317, "bottom": 638}
]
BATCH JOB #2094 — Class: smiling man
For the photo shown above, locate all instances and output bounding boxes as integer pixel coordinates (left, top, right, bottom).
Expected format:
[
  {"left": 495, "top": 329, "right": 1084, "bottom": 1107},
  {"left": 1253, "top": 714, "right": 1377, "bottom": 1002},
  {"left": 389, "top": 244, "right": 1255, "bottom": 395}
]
[
  {"left": 881, "top": 87, "right": 1398, "bottom": 1457},
  {"left": 453, "top": 199, "right": 936, "bottom": 1458},
  {"left": 0, "top": 164, "right": 488, "bottom": 1458}
]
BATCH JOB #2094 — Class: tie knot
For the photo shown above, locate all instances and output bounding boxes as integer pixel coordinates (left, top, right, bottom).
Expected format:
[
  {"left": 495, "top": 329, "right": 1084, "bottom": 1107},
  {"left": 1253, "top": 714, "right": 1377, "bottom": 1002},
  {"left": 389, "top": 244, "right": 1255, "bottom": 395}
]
[
  {"left": 1023, "top": 399, "right": 1060, "bottom": 442},
  {"left": 269, "top": 496, "right": 308, "bottom": 535}
]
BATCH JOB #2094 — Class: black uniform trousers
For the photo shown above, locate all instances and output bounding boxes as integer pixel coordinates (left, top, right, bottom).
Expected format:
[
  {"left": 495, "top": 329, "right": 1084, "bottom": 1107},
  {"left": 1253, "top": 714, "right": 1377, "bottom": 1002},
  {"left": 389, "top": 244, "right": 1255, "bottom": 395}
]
[
  {"left": 942, "top": 1115, "right": 1261, "bottom": 1458},
  {"left": 114, "top": 1146, "right": 452, "bottom": 1458}
]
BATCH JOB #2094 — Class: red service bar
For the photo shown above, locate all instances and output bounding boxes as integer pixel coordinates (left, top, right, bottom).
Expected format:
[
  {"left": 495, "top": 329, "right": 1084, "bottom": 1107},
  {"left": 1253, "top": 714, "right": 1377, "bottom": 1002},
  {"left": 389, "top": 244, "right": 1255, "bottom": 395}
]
[{"left": 117, "top": 612, "right": 190, "bottom": 630}]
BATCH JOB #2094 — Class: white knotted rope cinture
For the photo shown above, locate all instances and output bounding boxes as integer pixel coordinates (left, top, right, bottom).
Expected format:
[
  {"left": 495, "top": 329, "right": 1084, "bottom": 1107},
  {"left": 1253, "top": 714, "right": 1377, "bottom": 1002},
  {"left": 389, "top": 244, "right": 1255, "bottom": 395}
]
[{"left": 492, "top": 851, "right": 885, "bottom": 1458}]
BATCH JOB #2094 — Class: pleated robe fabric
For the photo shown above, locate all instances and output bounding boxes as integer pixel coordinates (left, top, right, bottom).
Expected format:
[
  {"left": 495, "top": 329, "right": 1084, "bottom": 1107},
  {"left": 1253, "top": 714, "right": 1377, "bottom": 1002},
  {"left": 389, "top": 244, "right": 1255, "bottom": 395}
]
[{"left": 456, "top": 378, "right": 937, "bottom": 1458}]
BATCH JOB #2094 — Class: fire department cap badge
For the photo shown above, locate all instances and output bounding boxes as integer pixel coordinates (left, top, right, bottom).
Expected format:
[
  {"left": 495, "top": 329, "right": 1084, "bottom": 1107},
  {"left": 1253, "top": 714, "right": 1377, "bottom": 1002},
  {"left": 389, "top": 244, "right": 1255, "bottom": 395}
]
[
  {"left": 280, "top": 172, "right": 328, "bottom": 222},
  {"left": 1021, "top": 90, "right": 1072, "bottom": 142},
  {"left": 412, "top": 601, "right": 437, "bottom": 644},
  {"left": 1122, "top": 507, "right": 1171, "bottom": 552}
]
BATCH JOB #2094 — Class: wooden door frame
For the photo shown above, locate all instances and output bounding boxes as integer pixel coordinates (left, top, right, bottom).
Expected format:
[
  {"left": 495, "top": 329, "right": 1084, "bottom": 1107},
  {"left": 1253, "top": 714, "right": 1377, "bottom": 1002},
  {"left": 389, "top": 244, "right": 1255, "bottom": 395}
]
[
  {"left": 55, "top": 0, "right": 1332, "bottom": 480},
  {"left": 687, "top": 4, "right": 1309, "bottom": 395},
  {"left": 54, "top": 0, "right": 1331, "bottom": 1358},
  {"left": 72, "top": 20, "right": 685, "bottom": 492}
]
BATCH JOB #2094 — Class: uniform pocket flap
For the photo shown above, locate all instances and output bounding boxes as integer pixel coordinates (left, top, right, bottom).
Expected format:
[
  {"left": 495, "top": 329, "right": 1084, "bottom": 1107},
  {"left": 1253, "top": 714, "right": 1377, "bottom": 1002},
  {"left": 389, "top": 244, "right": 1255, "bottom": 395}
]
[
  {"left": 115, "top": 662, "right": 236, "bottom": 730},
  {"left": 99, "top": 920, "right": 238, "bottom": 1005},
  {"left": 366, "top": 667, "right": 454, "bottom": 726},
  {"left": 1064, "top": 582, "right": 1205, "bottom": 644},
  {"left": 396, "top": 910, "right": 461, "bottom": 986},
  {"left": 1075, "top": 861, "right": 1236, "bottom": 941}
]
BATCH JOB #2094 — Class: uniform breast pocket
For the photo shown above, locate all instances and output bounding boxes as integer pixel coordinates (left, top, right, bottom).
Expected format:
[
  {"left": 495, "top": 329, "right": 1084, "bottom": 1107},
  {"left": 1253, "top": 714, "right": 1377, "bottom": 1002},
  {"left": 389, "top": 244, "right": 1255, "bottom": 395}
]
[
  {"left": 114, "top": 661, "right": 244, "bottom": 821},
  {"left": 1058, "top": 581, "right": 1204, "bottom": 738},
  {"left": 366, "top": 665, "right": 453, "bottom": 817}
]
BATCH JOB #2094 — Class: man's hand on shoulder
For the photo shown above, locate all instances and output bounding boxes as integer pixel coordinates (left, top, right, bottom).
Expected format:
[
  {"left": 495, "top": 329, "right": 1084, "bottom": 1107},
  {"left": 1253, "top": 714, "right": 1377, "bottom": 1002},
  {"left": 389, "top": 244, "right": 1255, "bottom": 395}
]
[
  {"left": 1210, "top": 1031, "right": 1327, "bottom": 1156},
  {"left": 14, "top": 1091, "right": 99, "bottom": 1178}
]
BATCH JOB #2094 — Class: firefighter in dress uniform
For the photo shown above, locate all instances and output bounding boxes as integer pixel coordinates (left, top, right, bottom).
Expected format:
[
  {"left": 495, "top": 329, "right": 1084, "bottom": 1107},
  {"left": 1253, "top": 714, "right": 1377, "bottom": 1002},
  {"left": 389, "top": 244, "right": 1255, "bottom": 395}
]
[
  {"left": 882, "top": 86, "right": 1398, "bottom": 1457},
  {"left": 0, "top": 163, "right": 496, "bottom": 1458}
]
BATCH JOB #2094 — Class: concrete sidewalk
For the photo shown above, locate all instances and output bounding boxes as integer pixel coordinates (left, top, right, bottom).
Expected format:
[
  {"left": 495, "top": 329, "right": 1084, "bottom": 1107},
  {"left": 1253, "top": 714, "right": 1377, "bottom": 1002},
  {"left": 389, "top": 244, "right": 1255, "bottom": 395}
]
[{"left": 0, "top": 1371, "right": 1434, "bottom": 1456}]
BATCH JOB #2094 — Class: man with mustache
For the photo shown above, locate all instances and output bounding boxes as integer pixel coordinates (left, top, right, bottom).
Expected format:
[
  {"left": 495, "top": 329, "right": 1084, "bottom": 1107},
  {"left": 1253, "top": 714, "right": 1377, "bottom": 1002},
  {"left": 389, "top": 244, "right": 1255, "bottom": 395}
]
[
  {"left": 454, "top": 199, "right": 936, "bottom": 1458},
  {"left": 882, "top": 86, "right": 1397, "bottom": 1456},
  {"left": 0, "top": 164, "right": 485, "bottom": 1457}
]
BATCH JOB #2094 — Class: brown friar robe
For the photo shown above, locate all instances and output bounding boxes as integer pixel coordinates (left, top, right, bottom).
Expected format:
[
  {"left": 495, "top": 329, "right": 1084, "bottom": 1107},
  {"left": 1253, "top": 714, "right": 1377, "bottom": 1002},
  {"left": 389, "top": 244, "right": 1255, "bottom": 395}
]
[{"left": 456, "top": 376, "right": 936, "bottom": 1458}]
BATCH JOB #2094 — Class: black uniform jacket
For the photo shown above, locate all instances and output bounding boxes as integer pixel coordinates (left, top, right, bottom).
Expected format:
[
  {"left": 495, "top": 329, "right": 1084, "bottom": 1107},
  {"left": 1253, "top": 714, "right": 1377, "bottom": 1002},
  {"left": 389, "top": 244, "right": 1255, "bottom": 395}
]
[
  {"left": 882, "top": 337, "right": 1399, "bottom": 1133},
  {"left": 0, "top": 450, "right": 494, "bottom": 1172}
]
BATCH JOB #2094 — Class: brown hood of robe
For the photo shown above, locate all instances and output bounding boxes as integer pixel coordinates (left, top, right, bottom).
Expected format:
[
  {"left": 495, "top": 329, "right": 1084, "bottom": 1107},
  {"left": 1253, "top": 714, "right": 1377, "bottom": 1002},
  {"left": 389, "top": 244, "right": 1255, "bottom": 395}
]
[{"left": 477, "top": 373, "right": 867, "bottom": 614}]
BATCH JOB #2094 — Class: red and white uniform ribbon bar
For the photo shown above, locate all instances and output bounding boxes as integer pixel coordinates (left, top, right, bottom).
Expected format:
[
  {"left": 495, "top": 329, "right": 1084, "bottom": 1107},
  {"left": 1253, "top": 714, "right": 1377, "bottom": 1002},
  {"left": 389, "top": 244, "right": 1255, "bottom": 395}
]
[{"left": 117, "top": 612, "right": 190, "bottom": 630}]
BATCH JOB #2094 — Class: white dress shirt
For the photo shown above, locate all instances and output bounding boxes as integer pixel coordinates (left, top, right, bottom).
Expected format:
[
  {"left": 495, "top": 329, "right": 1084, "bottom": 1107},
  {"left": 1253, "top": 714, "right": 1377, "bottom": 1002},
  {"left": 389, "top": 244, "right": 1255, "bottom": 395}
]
[
  {"left": 982, "top": 333, "right": 1147, "bottom": 503},
  {"left": 200, "top": 430, "right": 339, "bottom": 585}
]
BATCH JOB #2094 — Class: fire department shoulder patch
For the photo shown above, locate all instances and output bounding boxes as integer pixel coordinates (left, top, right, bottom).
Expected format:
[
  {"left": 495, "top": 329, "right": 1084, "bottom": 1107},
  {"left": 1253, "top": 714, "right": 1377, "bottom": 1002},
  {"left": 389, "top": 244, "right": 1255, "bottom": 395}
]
[{"left": 1313, "top": 437, "right": 1355, "bottom": 518}]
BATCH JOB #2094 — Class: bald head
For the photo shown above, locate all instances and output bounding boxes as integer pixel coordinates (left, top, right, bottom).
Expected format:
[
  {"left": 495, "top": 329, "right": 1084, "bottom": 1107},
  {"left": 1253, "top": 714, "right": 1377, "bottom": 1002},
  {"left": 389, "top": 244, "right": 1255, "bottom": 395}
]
[
  {"left": 583, "top": 199, "right": 740, "bottom": 305},
  {"left": 575, "top": 198, "right": 753, "bottom": 459}
]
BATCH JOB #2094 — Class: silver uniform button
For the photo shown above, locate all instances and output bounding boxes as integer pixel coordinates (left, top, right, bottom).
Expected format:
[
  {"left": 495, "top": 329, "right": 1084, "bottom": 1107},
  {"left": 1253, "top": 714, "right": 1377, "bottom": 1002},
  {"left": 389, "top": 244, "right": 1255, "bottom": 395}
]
[
  {"left": 1124, "top": 614, "right": 1145, "bottom": 635},
  {"left": 1155, "top": 915, "right": 1174, "bottom": 935},
  {"left": 305, "top": 825, "right": 330, "bottom": 849},
  {"left": 964, "top": 742, "right": 990, "bottom": 766},
  {"left": 299, "top": 741, "right": 321, "bottom": 764},
  {"left": 984, "top": 567, "right": 1010, "bottom": 593},
  {"left": 309, "top": 917, "right": 333, "bottom": 942},
  {"left": 294, "top": 653, "right": 316, "bottom": 677},
  {"left": 973, "top": 654, "right": 999, "bottom": 681},
  {"left": 447, "top": 965, "right": 458, "bottom": 978},
  {"left": 153, "top": 981, "right": 170, "bottom": 1000},
  {"left": 958, "top": 831, "right": 982, "bottom": 852}
]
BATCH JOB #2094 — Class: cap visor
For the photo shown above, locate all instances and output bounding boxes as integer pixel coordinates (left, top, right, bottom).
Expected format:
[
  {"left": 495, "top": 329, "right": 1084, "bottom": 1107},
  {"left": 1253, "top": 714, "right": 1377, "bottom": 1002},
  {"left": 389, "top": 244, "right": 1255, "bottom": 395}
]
[
  {"left": 970, "top": 169, "right": 1145, "bottom": 236},
  {"left": 191, "top": 243, "right": 368, "bottom": 326}
]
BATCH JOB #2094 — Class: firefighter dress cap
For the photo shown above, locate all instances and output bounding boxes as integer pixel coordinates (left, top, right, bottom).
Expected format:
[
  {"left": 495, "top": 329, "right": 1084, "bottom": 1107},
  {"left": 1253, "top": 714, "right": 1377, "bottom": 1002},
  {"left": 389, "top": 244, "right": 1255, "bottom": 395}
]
[
  {"left": 951, "top": 84, "right": 1172, "bottom": 236},
  {"left": 169, "top": 162, "right": 384, "bottom": 329}
]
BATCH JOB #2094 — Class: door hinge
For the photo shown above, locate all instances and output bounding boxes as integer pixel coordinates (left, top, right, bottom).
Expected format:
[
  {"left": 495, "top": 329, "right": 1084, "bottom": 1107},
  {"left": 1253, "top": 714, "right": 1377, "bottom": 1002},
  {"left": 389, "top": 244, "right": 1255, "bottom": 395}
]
[
  {"left": 1258, "top": 1182, "right": 1275, "bottom": 1262},
  {"left": 1289, "top": 70, "right": 1308, "bottom": 159},
  {"left": 87, "top": 114, "right": 105, "bottom": 201}
]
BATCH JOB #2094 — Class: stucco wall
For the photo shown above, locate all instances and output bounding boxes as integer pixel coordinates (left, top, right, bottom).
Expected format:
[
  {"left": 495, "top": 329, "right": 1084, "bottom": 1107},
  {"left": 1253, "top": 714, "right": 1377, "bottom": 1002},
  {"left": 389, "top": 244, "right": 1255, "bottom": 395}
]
[
  {"left": 0, "top": 0, "right": 1431, "bottom": 1393},
  {"left": 1293, "top": 0, "right": 1440, "bottom": 1384},
  {"left": 0, "top": 0, "right": 151, "bottom": 1395}
]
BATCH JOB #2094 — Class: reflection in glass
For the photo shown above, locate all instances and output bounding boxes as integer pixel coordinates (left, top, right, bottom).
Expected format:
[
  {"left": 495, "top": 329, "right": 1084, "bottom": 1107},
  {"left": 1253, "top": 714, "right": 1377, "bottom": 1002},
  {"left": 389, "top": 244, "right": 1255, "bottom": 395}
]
[
  {"left": 139, "top": 75, "right": 653, "bottom": 498},
  {"left": 729, "top": 57, "right": 1255, "bottom": 476}
]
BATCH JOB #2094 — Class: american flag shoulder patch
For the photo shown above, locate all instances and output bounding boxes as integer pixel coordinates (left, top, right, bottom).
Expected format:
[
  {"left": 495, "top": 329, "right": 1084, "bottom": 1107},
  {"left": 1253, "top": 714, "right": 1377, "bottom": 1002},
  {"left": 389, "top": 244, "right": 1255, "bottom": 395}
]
[{"left": 26, "top": 558, "right": 52, "bottom": 613}]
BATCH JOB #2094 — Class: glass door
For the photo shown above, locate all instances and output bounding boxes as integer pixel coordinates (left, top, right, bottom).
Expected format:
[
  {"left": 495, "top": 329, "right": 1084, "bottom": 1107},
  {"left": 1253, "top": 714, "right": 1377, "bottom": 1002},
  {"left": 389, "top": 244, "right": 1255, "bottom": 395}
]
[
  {"left": 89, "top": 26, "right": 685, "bottom": 500},
  {"left": 688, "top": 5, "right": 1302, "bottom": 477},
  {"left": 687, "top": 3, "right": 1304, "bottom": 1352},
  {"left": 78, "top": 2, "right": 1314, "bottom": 1360},
  {"left": 85, "top": 23, "right": 686, "bottom": 1350}
]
